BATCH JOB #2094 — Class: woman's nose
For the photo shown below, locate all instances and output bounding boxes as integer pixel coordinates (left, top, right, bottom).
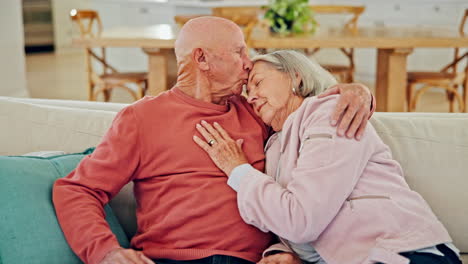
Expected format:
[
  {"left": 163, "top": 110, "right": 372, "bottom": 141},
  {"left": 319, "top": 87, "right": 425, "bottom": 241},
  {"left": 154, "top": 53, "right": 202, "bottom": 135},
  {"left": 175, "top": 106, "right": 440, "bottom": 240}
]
[{"left": 247, "top": 95, "right": 257, "bottom": 104}]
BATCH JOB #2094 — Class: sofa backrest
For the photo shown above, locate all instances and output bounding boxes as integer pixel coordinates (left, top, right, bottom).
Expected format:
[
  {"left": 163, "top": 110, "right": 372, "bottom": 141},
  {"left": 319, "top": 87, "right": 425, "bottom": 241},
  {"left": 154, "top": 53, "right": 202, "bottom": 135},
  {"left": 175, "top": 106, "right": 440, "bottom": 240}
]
[
  {"left": 370, "top": 113, "right": 468, "bottom": 252},
  {"left": 1, "top": 96, "right": 467, "bottom": 252}
]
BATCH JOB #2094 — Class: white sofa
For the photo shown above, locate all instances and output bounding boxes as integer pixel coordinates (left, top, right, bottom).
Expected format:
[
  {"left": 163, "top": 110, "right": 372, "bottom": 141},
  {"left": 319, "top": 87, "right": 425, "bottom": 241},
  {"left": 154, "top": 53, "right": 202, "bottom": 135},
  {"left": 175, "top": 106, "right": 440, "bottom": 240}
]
[{"left": 0, "top": 96, "right": 467, "bottom": 262}]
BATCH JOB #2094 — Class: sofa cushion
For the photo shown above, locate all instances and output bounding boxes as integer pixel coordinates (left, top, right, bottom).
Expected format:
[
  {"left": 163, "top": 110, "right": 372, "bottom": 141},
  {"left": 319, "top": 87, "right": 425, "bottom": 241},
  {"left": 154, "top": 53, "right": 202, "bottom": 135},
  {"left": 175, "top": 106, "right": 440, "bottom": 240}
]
[
  {"left": 0, "top": 148, "right": 130, "bottom": 264},
  {"left": 109, "top": 181, "right": 138, "bottom": 239},
  {"left": 0, "top": 96, "right": 127, "bottom": 112},
  {"left": 0, "top": 98, "right": 119, "bottom": 156},
  {"left": 371, "top": 113, "right": 468, "bottom": 253}
]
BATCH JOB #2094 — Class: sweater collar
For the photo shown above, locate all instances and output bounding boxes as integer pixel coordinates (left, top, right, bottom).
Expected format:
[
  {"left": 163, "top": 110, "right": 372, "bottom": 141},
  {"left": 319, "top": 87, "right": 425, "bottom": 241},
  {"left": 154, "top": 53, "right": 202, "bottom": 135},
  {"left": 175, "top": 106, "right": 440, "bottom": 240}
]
[{"left": 171, "top": 87, "right": 230, "bottom": 112}]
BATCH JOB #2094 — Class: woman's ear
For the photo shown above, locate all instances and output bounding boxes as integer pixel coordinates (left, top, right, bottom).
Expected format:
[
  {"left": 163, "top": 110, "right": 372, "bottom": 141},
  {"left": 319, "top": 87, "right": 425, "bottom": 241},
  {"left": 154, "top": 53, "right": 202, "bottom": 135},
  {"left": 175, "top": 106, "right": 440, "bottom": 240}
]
[
  {"left": 294, "top": 72, "right": 303, "bottom": 90},
  {"left": 193, "top": 48, "right": 210, "bottom": 71}
]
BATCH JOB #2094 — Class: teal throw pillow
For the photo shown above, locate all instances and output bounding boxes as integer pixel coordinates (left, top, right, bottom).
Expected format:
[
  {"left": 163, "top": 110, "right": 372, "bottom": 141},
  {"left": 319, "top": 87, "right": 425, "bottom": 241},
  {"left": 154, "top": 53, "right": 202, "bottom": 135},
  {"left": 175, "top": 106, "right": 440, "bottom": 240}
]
[{"left": 0, "top": 148, "right": 130, "bottom": 264}]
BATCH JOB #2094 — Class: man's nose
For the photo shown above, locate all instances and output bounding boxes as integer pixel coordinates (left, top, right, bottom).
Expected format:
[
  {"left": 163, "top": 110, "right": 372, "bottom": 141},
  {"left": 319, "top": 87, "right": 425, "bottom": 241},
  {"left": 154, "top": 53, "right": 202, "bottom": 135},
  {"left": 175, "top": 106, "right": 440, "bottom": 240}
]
[{"left": 243, "top": 54, "right": 253, "bottom": 72}]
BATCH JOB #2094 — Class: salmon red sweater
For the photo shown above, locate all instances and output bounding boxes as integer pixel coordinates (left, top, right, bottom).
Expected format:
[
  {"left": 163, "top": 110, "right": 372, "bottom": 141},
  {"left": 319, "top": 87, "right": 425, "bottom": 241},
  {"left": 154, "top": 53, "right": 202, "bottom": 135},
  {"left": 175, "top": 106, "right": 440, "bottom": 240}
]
[{"left": 53, "top": 88, "right": 274, "bottom": 264}]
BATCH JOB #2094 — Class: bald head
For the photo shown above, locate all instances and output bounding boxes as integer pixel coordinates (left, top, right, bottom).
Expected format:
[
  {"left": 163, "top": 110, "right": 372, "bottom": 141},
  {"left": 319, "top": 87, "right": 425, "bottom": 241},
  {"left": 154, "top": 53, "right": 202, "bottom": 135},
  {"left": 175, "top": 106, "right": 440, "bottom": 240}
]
[
  {"left": 174, "top": 16, "right": 245, "bottom": 62},
  {"left": 174, "top": 16, "right": 252, "bottom": 104}
]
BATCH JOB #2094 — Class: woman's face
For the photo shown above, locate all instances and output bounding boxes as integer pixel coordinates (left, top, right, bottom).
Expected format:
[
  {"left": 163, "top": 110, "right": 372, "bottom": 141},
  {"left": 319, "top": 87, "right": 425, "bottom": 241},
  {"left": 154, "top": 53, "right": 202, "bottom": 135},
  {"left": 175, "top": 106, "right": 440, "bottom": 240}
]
[{"left": 246, "top": 61, "right": 296, "bottom": 128}]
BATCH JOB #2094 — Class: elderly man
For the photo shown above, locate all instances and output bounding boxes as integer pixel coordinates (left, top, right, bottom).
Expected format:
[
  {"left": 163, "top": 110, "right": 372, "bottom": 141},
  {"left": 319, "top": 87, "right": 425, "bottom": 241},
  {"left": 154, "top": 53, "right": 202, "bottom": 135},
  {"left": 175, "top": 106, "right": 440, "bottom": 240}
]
[{"left": 53, "top": 17, "right": 374, "bottom": 264}]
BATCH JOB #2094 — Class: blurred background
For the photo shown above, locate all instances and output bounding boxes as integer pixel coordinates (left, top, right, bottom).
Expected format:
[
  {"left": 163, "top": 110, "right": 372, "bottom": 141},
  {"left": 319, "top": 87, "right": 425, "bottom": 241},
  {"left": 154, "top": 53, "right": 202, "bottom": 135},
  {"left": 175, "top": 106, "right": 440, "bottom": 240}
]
[{"left": 1, "top": 0, "right": 467, "bottom": 111}]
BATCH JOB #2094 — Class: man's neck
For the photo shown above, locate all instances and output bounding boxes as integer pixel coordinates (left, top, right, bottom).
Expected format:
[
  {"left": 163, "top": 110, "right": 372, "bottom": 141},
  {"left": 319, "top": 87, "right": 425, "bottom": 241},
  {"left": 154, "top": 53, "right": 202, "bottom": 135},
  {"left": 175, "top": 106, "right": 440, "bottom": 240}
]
[{"left": 175, "top": 74, "right": 231, "bottom": 105}]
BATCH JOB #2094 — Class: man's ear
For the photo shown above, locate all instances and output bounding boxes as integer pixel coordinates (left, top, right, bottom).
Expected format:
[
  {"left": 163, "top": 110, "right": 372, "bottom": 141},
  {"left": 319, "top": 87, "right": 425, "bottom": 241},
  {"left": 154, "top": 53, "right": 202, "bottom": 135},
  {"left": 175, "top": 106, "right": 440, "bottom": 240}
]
[{"left": 193, "top": 48, "right": 210, "bottom": 71}]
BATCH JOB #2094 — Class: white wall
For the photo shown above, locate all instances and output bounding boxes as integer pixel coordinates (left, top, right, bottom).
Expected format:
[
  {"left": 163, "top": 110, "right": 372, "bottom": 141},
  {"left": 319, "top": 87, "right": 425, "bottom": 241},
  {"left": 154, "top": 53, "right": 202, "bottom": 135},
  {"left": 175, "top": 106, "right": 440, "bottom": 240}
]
[
  {"left": 0, "top": 0, "right": 29, "bottom": 97},
  {"left": 51, "top": 0, "right": 91, "bottom": 53}
]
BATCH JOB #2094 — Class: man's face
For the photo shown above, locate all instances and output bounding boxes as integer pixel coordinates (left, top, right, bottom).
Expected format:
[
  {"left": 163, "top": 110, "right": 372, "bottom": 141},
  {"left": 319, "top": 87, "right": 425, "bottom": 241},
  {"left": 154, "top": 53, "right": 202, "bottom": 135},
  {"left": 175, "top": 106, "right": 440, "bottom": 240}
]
[{"left": 207, "top": 29, "right": 253, "bottom": 98}]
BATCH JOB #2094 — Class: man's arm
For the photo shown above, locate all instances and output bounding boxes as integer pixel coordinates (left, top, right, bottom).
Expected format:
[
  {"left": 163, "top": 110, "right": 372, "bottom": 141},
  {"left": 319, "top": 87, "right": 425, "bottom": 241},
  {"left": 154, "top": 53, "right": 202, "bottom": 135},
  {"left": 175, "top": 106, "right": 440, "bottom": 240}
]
[
  {"left": 318, "top": 83, "right": 375, "bottom": 140},
  {"left": 53, "top": 106, "right": 150, "bottom": 264}
]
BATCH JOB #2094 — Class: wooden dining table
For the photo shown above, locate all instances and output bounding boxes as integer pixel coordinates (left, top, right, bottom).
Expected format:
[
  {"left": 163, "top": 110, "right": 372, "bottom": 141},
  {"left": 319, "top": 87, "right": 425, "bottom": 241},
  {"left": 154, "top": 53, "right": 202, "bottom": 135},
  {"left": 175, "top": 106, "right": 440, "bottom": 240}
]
[{"left": 73, "top": 23, "right": 468, "bottom": 112}]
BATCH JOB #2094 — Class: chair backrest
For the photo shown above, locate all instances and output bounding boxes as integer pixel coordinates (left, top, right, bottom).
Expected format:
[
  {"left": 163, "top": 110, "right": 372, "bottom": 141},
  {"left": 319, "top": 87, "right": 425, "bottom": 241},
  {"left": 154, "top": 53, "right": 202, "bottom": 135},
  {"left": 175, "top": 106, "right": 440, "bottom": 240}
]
[
  {"left": 212, "top": 6, "right": 260, "bottom": 26},
  {"left": 444, "top": 8, "right": 468, "bottom": 74},
  {"left": 70, "top": 9, "right": 102, "bottom": 38},
  {"left": 462, "top": 10, "right": 468, "bottom": 74},
  {"left": 459, "top": 8, "right": 468, "bottom": 35},
  {"left": 70, "top": 9, "right": 116, "bottom": 83},
  {"left": 307, "top": 5, "right": 365, "bottom": 69},
  {"left": 309, "top": 5, "right": 365, "bottom": 34}
]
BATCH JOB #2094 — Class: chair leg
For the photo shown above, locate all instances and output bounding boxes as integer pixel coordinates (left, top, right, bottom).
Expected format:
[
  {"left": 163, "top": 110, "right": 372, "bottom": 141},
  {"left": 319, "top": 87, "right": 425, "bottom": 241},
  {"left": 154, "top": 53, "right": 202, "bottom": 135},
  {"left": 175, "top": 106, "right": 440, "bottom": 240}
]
[
  {"left": 340, "top": 72, "right": 345, "bottom": 83},
  {"left": 143, "top": 80, "right": 148, "bottom": 94},
  {"left": 407, "top": 82, "right": 415, "bottom": 112},
  {"left": 91, "top": 83, "right": 106, "bottom": 101},
  {"left": 447, "top": 87, "right": 455, "bottom": 113},
  {"left": 136, "top": 82, "right": 145, "bottom": 99},
  {"left": 446, "top": 85, "right": 465, "bottom": 113},
  {"left": 103, "top": 86, "right": 112, "bottom": 102},
  {"left": 347, "top": 71, "right": 354, "bottom": 83},
  {"left": 412, "top": 85, "right": 432, "bottom": 112},
  {"left": 88, "top": 82, "right": 95, "bottom": 101},
  {"left": 113, "top": 83, "right": 138, "bottom": 101},
  {"left": 445, "top": 90, "right": 452, "bottom": 101},
  {"left": 464, "top": 76, "right": 468, "bottom": 113}
]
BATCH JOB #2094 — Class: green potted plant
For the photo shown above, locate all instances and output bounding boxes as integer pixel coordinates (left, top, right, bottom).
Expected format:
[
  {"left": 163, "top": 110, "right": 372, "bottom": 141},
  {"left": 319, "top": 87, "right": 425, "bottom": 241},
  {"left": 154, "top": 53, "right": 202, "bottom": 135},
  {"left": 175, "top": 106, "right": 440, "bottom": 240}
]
[{"left": 264, "top": 0, "right": 317, "bottom": 35}]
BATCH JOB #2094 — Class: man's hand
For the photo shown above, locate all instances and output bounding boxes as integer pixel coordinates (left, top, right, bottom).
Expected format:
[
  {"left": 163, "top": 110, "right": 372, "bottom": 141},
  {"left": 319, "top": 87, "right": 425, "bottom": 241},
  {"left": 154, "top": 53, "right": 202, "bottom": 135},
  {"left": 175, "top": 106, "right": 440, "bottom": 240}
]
[
  {"left": 318, "top": 83, "right": 373, "bottom": 140},
  {"left": 257, "top": 252, "right": 302, "bottom": 264},
  {"left": 100, "top": 248, "right": 155, "bottom": 264}
]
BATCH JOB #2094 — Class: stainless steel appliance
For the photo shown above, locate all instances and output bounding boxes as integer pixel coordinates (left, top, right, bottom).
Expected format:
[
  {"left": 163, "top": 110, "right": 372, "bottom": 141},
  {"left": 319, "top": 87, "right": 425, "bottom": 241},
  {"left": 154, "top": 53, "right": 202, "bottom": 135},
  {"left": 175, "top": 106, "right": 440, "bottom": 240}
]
[{"left": 22, "top": 0, "right": 54, "bottom": 52}]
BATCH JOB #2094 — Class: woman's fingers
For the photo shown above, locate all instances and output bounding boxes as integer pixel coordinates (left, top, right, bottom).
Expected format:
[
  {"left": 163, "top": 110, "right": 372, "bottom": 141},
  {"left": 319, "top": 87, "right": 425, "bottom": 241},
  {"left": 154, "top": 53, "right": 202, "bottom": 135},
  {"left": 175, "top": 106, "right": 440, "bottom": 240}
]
[
  {"left": 193, "top": 136, "right": 211, "bottom": 152},
  {"left": 330, "top": 97, "right": 349, "bottom": 127},
  {"left": 193, "top": 122, "right": 249, "bottom": 176},
  {"left": 337, "top": 100, "right": 359, "bottom": 136},
  {"left": 213, "top": 122, "right": 232, "bottom": 140},
  {"left": 196, "top": 123, "right": 215, "bottom": 143},
  {"left": 236, "top": 139, "right": 244, "bottom": 148},
  {"left": 355, "top": 116, "right": 368, "bottom": 140},
  {"left": 200, "top": 120, "right": 223, "bottom": 142},
  {"left": 345, "top": 108, "right": 366, "bottom": 139}
]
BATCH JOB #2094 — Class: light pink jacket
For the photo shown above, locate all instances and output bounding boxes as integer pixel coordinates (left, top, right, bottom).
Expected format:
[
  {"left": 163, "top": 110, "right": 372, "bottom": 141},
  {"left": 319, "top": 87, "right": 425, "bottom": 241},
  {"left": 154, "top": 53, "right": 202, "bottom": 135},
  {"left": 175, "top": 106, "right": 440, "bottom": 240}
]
[{"left": 235, "top": 96, "right": 452, "bottom": 264}]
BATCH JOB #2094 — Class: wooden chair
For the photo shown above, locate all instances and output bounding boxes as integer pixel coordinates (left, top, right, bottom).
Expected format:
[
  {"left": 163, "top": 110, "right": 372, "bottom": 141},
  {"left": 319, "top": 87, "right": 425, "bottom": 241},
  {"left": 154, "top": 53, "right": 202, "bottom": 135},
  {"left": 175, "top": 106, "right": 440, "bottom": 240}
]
[
  {"left": 407, "top": 9, "right": 468, "bottom": 112},
  {"left": 174, "top": 7, "right": 260, "bottom": 48},
  {"left": 306, "top": 5, "right": 365, "bottom": 83},
  {"left": 70, "top": 9, "right": 148, "bottom": 102}
]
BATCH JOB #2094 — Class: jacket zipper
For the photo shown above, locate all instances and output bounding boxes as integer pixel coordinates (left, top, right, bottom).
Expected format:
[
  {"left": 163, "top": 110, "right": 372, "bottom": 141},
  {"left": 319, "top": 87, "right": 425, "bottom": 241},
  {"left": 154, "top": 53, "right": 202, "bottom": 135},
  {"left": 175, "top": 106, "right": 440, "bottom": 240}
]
[{"left": 347, "top": 195, "right": 391, "bottom": 210}]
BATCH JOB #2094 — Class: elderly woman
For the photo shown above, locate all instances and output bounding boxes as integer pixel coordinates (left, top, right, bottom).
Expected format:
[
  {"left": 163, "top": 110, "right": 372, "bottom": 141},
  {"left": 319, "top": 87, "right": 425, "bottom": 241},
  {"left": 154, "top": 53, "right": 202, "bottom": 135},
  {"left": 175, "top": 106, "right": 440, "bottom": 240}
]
[{"left": 192, "top": 50, "right": 461, "bottom": 264}]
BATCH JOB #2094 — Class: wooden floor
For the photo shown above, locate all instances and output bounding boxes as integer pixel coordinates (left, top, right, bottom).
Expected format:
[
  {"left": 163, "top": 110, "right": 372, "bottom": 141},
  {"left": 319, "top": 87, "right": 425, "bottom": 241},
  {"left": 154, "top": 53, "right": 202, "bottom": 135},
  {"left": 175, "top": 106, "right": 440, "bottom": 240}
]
[
  {"left": 26, "top": 51, "right": 460, "bottom": 112},
  {"left": 26, "top": 51, "right": 137, "bottom": 103}
]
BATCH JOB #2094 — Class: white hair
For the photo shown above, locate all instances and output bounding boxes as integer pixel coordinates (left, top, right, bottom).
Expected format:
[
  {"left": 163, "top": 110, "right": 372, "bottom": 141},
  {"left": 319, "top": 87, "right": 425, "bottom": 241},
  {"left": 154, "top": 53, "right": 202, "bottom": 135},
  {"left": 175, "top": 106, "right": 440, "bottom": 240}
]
[{"left": 251, "top": 50, "right": 337, "bottom": 97}]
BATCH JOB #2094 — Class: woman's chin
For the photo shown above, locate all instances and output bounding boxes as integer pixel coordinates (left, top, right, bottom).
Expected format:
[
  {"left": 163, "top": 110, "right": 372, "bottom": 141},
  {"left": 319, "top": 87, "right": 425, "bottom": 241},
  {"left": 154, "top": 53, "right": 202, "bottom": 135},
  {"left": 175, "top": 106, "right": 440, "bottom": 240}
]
[{"left": 259, "top": 116, "right": 272, "bottom": 128}]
